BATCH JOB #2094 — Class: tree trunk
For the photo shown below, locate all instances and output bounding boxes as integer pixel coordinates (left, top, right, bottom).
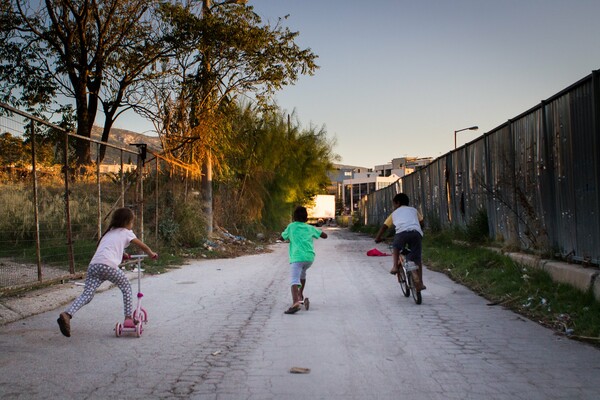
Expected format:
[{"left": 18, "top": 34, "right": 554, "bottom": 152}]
[
  {"left": 75, "top": 114, "right": 92, "bottom": 166},
  {"left": 201, "top": 155, "right": 213, "bottom": 235},
  {"left": 98, "top": 119, "right": 115, "bottom": 164}
]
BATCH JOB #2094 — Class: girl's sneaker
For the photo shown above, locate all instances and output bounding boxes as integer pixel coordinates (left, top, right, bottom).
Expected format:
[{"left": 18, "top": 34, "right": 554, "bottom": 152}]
[
  {"left": 123, "top": 318, "right": 138, "bottom": 328},
  {"left": 57, "top": 312, "right": 71, "bottom": 337}
]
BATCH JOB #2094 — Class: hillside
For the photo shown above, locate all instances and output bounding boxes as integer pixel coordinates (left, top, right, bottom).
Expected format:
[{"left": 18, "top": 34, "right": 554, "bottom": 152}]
[{"left": 91, "top": 126, "right": 162, "bottom": 164}]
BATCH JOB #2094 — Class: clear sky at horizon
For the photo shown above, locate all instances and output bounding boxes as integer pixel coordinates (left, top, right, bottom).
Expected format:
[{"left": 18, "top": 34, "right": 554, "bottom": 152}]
[{"left": 114, "top": 0, "right": 600, "bottom": 168}]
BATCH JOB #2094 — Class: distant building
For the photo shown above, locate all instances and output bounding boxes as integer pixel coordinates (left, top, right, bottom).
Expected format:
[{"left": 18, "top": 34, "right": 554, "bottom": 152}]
[
  {"left": 374, "top": 157, "right": 433, "bottom": 178},
  {"left": 334, "top": 157, "right": 433, "bottom": 214},
  {"left": 327, "top": 164, "right": 368, "bottom": 215},
  {"left": 99, "top": 163, "right": 137, "bottom": 174},
  {"left": 343, "top": 171, "right": 399, "bottom": 214}
]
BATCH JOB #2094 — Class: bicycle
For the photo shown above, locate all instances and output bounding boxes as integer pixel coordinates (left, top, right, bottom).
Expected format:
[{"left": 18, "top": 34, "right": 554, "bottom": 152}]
[{"left": 395, "top": 247, "right": 422, "bottom": 305}]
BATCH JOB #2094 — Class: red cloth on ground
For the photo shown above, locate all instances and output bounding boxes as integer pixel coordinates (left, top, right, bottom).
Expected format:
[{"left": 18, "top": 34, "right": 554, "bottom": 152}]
[{"left": 366, "top": 248, "right": 390, "bottom": 256}]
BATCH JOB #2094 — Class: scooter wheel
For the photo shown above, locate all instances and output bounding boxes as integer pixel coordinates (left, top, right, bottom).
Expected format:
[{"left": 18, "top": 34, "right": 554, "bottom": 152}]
[
  {"left": 134, "top": 308, "right": 148, "bottom": 323},
  {"left": 135, "top": 322, "right": 143, "bottom": 337},
  {"left": 115, "top": 322, "right": 123, "bottom": 337}
]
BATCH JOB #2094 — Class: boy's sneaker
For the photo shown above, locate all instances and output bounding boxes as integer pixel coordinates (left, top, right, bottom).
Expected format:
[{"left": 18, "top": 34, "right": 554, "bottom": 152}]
[
  {"left": 284, "top": 304, "right": 301, "bottom": 314},
  {"left": 57, "top": 312, "right": 71, "bottom": 337}
]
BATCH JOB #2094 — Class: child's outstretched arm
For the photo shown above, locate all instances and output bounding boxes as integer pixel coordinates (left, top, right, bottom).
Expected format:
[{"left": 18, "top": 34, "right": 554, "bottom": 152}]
[
  {"left": 130, "top": 238, "right": 158, "bottom": 259},
  {"left": 374, "top": 224, "right": 388, "bottom": 243},
  {"left": 375, "top": 213, "right": 393, "bottom": 243},
  {"left": 320, "top": 231, "right": 328, "bottom": 239}
]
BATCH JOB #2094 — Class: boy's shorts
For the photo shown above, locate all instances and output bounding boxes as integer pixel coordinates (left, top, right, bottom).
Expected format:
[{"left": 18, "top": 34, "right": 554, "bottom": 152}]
[
  {"left": 393, "top": 230, "right": 422, "bottom": 264},
  {"left": 290, "top": 261, "right": 313, "bottom": 286}
]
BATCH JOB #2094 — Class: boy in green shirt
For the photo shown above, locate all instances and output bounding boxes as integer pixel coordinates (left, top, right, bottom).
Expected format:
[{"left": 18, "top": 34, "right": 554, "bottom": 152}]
[{"left": 280, "top": 206, "right": 328, "bottom": 314}]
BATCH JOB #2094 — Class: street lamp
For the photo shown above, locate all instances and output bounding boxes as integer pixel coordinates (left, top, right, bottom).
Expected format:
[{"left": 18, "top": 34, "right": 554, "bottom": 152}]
[{"left": 454, "top": 126, "right": 479, "bottom": 149}]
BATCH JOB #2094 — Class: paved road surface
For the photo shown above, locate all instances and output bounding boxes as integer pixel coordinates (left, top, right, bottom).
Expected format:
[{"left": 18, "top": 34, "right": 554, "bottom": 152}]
[{"left": 0, "top": 228, "right": 598, "bottom": 399}]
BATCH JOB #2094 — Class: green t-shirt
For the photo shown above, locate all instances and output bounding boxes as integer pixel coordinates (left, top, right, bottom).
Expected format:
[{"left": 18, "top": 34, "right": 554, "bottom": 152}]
[{"left": 281, "top": 221, "right": 323, "bottom": 263}]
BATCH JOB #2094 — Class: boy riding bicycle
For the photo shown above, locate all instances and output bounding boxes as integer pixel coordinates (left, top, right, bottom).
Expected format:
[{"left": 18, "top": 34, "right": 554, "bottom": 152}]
[{"left": 374, "top": 193, "right": 425, "bottom": 291}]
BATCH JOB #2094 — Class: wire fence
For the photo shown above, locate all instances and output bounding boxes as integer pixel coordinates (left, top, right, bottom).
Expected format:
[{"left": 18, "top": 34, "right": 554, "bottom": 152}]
[
  {"left": 0, "top": 103, "right": 202, "bottom": 293},
  {"left": 359, "top": 69, "right": 600, "bottom": 265}
]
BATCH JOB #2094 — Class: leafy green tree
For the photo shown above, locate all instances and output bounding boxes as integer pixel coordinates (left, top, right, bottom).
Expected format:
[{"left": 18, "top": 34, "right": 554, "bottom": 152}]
[
  {"left": 0, "top": 132, "right": 28, "bottom": 167},
  {"left": 216, "top": 103, "right": 337, "bottom": 234},
  {"left": 0, "top": 0, "right": 170, "bottom": 165},
  {"left": 147, "top": 0, "right": 319, "bottom": 233}
]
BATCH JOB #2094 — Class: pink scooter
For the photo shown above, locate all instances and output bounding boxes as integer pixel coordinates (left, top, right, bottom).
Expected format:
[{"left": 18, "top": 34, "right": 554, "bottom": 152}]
[{"left": 115, "top": 254, "right": 156, "bottom": 337}]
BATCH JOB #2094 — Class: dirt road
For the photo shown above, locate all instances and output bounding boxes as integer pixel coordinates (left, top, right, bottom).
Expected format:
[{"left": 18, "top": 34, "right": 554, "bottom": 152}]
[{"left": 0, "top": 227, "right": 598, "bottom": 399}]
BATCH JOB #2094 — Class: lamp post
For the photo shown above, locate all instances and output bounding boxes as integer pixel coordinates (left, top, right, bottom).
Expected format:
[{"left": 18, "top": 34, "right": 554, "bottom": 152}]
[{"left": 454, "top": 126, "right": 479, "bottom": 149}]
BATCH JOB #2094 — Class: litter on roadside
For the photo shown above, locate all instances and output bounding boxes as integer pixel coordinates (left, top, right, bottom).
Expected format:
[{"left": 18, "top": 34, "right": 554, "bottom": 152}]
[{"left": 289, "top": 367, "right": 310, "bottom": 374}]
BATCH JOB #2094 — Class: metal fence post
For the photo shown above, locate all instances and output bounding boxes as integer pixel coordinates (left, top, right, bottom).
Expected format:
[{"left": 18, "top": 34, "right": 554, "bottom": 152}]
[
  {"left": 155, "top": 158, "right": 159, "bottom": 241},
  {"left": 64, "top": 131, "right": 75, "bottom": 274},
  {"left": 30, "top": 122, "right": 42, "bottom": 281},
  {"left": 135, "top": 145, "right": 145, "bottom": 242},
  {"left": 96, "top": 142, "right": 102, "bottom": 240},
  {"left": 120, "top": 150, "right": 125, "bottom": 208}
]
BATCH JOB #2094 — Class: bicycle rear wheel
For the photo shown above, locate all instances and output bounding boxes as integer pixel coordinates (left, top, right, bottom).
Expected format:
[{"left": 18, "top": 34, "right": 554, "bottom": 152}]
[
  {"left": 408, "top": 272, "right": 422, "bottom": 305},
  {"left": 397, "top": 268, "right": 410, "bottom": 297}
]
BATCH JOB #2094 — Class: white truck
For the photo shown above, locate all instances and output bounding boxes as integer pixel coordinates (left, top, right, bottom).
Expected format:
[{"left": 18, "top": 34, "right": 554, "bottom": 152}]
[{"left": 305, "top": 194, "right": 335, "bottom": 226}]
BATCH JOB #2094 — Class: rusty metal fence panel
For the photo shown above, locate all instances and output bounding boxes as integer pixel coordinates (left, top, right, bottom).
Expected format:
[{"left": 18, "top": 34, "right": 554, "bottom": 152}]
[
  {"left": 543, "top": 78, "right": 599, "bottom": 262},
  {"left": 0, "top": 106, "right": 59, "bottom": 286},
  {"left": 0, "top": 103, "right": 202, "bottom": 291},
  {"left": 359, "top": 70, "right": 600, "bottom": 265},
  {"left": 510, "top": 108, "right": 549, "bottom": 250},
  {"left": 0, "top": 104, "right": 140, "bottom": 290},
  {"left": 429, "top": 157, "right": 447, "bottom": 226},
  {"left": 465, "top": 135, "right": 487, "bottom": 222},
  {"left": 568, "top": 79, "right": 600, "bottom": 264},
  {"left": 546, "top": 94, "right": 578, "bottom": 258}
]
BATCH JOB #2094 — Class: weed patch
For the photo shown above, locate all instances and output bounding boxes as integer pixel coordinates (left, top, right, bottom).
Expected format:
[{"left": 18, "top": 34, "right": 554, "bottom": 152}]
[{"left": 422, "top": 231, "right": 600, "bottom": 345}]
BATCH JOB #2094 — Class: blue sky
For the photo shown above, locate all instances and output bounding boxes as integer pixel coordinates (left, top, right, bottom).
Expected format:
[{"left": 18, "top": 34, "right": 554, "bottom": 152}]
[{"left": 115, "top": 0, "right": 600, "bottom": 168}]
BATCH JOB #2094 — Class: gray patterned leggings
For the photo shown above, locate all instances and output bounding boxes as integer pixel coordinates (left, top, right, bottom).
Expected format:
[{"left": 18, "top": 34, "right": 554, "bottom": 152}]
[{"left": 66, "top": 263, "right": 132, "bottom": 318}]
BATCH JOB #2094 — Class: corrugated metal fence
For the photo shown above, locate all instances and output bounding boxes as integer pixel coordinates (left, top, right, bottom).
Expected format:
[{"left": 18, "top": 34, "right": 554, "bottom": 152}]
[{"left": 360, "top": 70, "right": 600, "bottom": 265}]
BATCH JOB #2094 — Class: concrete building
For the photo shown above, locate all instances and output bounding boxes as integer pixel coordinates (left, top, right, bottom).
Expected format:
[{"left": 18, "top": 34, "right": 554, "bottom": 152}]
[
  {"left": 343, "top": 171, "right": 400, "bottom": 214},
  {"left": 327, "top": 164, "right": 369, "bottom": 215},
  {"left": 374, "top": 157, "right": 433, "bottom": 178},
  {"left": 340, "top": 157, "right": 433, "bottom": 214}
]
